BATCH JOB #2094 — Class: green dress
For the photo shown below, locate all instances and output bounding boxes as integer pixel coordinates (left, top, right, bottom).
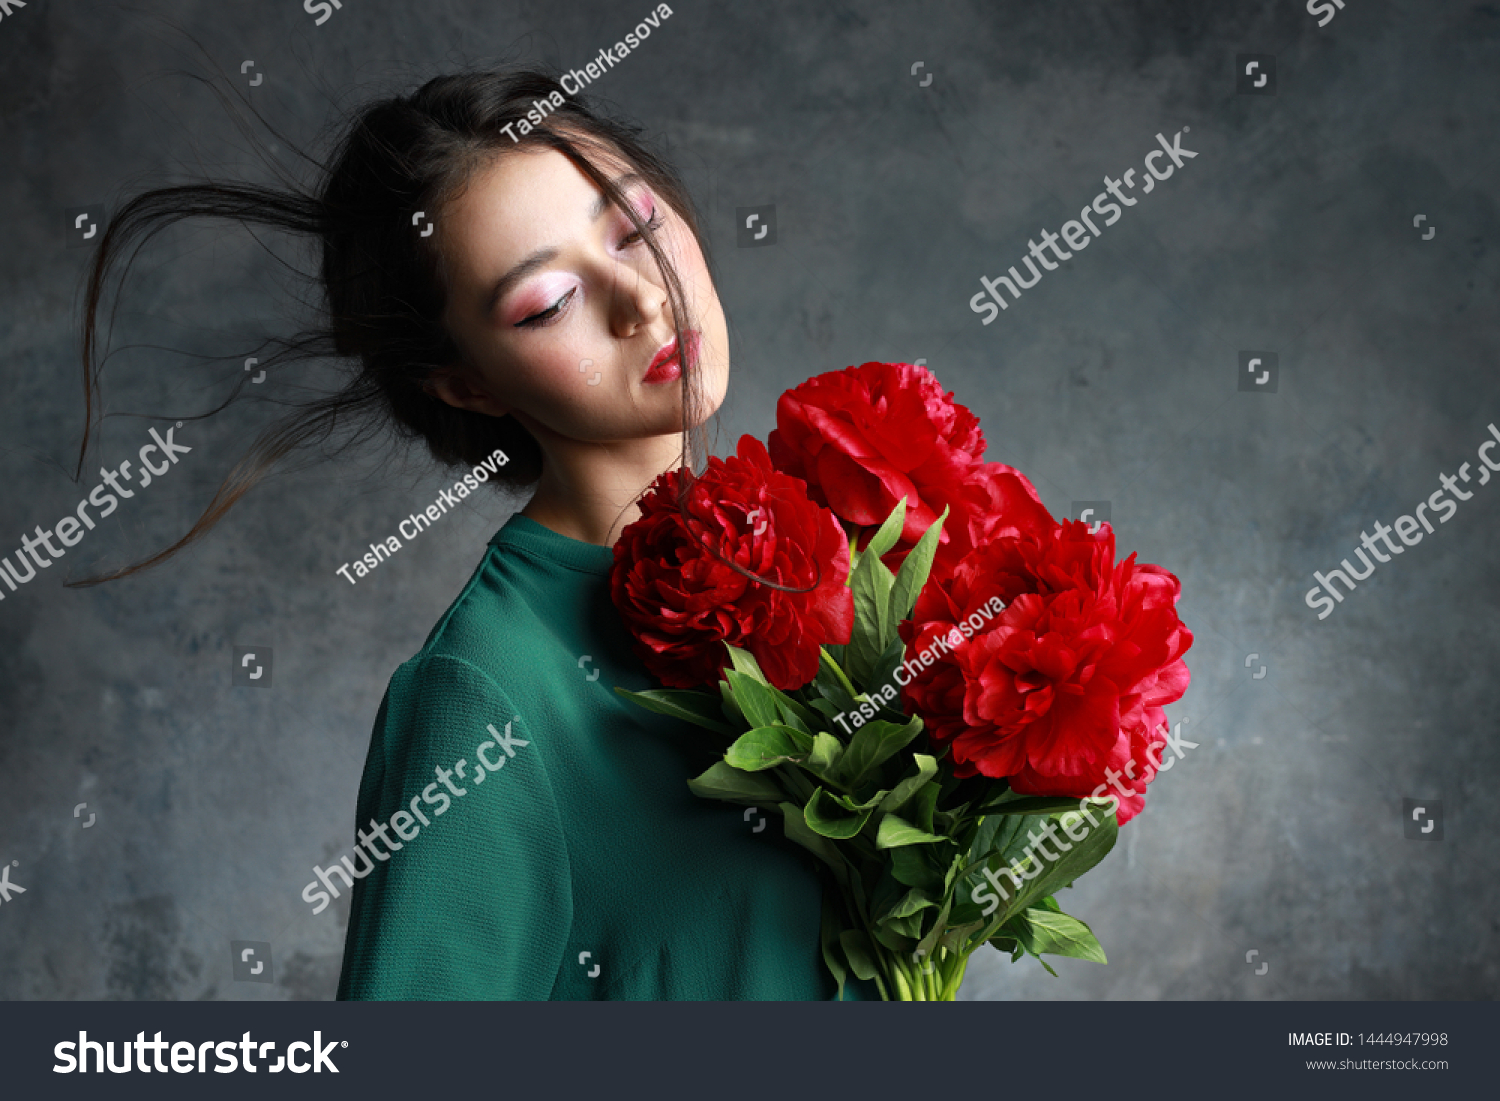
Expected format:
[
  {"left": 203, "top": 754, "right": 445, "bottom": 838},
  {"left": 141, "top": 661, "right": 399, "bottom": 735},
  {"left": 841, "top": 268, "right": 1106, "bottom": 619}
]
[{"left": 334, "top": 513, "right": 878, "bottom": 1000}]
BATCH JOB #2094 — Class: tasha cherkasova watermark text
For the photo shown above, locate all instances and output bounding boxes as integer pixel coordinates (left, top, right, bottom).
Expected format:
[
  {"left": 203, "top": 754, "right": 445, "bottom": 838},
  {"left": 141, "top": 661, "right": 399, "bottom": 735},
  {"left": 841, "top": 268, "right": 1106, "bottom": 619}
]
[
  {"left": 2, "top": 424, "right": 191, "bottom": 604},
  {"left": 1304, "top": 423, "right": 1499, "bottom": 619},
  {"left": 336, "top": 448, "right": 507, "bottom": 584},
  {"left": 301, "top": 717, "right": 528, "bottom": 913},
  {"left": 833, "top": 596, "right": 1005, "bottom": 734},
  {"left": 970, "top": 129, "right": 1199, "bottom": 324},
  {"left": 500, "top": 4, "right": 673, "bottom": 142}
]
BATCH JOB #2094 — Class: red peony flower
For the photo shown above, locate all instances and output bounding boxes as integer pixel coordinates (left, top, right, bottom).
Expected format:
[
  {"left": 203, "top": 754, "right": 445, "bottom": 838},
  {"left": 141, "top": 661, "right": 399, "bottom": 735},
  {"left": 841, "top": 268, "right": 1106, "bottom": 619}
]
[
  {"left": 767, "top": 361, "right": 985, "bottom": 550},
  {"left": 766, "top": 361, "right": 1057, "bottom": 584},
  {"left": 897, "top": 520, "right": 1192, "bottom": 824},
  {"left": 610, "top": 435, "right": 854, "bottom": 692},
  {"left": 927, "top": 460, "right": 1058, "bottom": 582}
]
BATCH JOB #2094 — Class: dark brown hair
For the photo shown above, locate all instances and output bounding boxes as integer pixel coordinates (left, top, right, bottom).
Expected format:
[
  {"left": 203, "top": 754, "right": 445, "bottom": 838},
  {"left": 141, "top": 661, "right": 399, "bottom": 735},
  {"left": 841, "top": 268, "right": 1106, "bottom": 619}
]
[{"left": 72, "top": 66, "right": 715, "bottom": 585}]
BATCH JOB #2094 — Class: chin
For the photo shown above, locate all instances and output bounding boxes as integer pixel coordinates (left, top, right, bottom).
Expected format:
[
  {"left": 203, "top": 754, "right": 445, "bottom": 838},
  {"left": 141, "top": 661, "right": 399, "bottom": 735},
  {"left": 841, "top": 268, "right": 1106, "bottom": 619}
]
[
  {"left": 685, "top": 393, "right": 726, "bottom": 431},
  {"left": 693, "top": 361, "right": 730, "bottom": 417}
]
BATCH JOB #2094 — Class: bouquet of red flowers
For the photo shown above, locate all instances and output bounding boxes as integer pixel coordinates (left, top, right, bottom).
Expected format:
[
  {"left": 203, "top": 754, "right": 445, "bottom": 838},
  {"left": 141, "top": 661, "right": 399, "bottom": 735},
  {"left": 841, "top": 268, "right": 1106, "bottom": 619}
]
[{"left": 610, "top": 362, "right": 1193, "bottom": 1000}]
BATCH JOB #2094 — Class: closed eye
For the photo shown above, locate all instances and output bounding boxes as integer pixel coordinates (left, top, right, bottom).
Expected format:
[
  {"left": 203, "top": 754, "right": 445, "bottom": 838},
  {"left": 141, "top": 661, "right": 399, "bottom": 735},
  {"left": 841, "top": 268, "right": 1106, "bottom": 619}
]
[
  {"left": 514, "top": 201, "right": 661, "bottom": 328},
  {"left": 515, "top": 286, "right": 576, "bottom": 328},
  {"left": 621, "top": 206, "right": 664, "bottom": 247}
]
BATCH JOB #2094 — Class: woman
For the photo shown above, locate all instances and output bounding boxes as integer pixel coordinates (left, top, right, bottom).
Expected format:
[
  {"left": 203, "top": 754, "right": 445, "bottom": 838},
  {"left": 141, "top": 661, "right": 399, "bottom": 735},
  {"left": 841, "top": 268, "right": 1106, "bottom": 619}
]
[{"left": 75, "top": 67, "right": 878, "bottom": 1000}]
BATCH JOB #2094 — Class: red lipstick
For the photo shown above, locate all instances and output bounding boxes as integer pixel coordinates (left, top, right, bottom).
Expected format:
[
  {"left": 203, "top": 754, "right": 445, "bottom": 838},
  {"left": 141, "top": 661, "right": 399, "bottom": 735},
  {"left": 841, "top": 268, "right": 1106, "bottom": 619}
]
[{"left": 643, "top": 330, "right": 700, "bottom": 384}]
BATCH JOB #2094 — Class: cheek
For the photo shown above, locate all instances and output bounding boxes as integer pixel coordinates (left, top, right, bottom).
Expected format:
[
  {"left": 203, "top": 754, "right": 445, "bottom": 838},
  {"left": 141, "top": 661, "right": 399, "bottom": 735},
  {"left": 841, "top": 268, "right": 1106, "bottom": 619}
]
[
  {"left": 669, "top": 222, "right": 704, "bottom": 272},
  {"left": 662, "top": 226, "right": 714, "bottom": 304},
  {"left": 538, "top": 342, "right": 614, "bottom": 402}
]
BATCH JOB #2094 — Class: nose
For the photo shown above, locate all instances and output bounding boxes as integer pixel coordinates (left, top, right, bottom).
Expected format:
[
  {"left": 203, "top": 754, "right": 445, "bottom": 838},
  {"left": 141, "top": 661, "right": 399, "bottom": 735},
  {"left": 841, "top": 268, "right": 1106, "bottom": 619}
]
[{"left": 608, "top": 255, "right": 670, "bottom": 338}]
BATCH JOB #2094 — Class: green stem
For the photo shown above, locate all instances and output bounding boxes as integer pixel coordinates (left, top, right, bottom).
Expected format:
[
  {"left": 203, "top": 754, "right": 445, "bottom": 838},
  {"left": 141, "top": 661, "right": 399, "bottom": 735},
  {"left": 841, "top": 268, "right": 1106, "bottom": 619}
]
[
  {"left": 941, "top": 952, "right": 970, "bottom": 1000},
  {"left": 891, "top": 959, "right": 915, "bottom": 1000},
  {"left": 899, "top": 945, "right": 969, "bottom": 1001},
  {"left": 819, "top": 646, "right": 860, "bottom": 700},
  {"left": 908, "top": 950, "right": 930, "bottom": 1000},
  {"left": 907, "top": 956, "right": 927, "bottom": 1001}
]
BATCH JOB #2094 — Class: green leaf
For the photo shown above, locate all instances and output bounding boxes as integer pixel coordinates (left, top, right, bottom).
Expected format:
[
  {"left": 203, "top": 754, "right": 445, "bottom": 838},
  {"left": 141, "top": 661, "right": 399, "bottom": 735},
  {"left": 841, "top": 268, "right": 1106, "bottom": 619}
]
[
  {"left": 866, "top": 866, "right": 911, "bottom": 925},
  {"left": 718, "top": 679, "right": 746, "bottom": 727},
  {"left": 846, "top": 554, "right": 895, "bottom": 684},
  {"left": 879, "top": 755, "right": 939, "bottom": 815},
  {"left": 838, "top": 929, "right": 879, "bottom": 981},
  {"left": 829, "top": 715, "right": 924, "bottom": 790},
  {"left": 909, "top": 778, "right": 940, "bottom": 835},
  {"left": 876, "top": 813, "right": 947, "bottom": 849},
  {"left": 615, "top": 687, "right": 736, "bottom": 737},
  {"left": 804, "top": 786, "right": 877, "bottom": 839},
  {"left": 773, "top": 692, "right": 822, "bottom": 736},
  {"left": 829, "top": 787, "right": 889, "bottom": 812},
  {"left": 889, "top": 840, "right": 949, "bottom": 892},
  {"left": 940, "top": 771, "right": 998, "bottom": 818},
  {"left": 887, "top": 886, "right": 939, "bottom": 921},
  {"left": 890, "top": 505, "right": 948, "bottom": 623},
  {"left": 724, "top": 725, "right": 807, "bottom": 771},
  {"left": 941, "top": 846, "right": 967, "bottom": 892},
  {"left": 947, "top": 805, "right": 1118, "bottom": 940},
  {"left": 914, "top": 893, "right": 954, "bottom": 962},
  {"left": 723, "top": 643, "right": 770, "bottom": 683},
  {"left": 843, "top": 500, "right": 913, "bottom": 684},
  {"left": 938, "top": 919, "right": 989, "bottom": 953},
  {"left": 863, "top": 635, "right": 908, "bottom": 711},
  {"left": 864, "top": 498, "right": 908, "bottom": 562},
  {"left": 880, "top": 910, "right": 926, "bottom": 940},
  {"left": 819, "top": 877, "right": 850, "bottom": 1001},
  {"left": 778, "top": 801, "right": 846, "bottom": 874},
  {"left": 812, "top": 650, "right": 860, "bottom": 713},
  {"left": 725, "top": 669, "right": 782, "bottom": 730},
  {"left": 780, "top": 724, "right": 815, "bottom": 754},
  {"left": 986, "top": 937, "right": 1017, "bottom": 960},
  {"left": 805, "top": 731, "right": 843, "bottom": 780},
  {"left": 871, "top": 920, "right": 911, "bottom": 953},
  {"left": 967, "top": 813, "right": 1006, "bottom": 865},
  {"left": 1003, "top": 907, "right": 1108, "bottom": 965},
  {"left": 807, "top": 697, "right": 842, "bottom": 720},
  {"left": 972, "top": 793, "right": 1095, "bottom": 817},
  {"left": 685, "top": 760, "right": 788, "bottom": 805},
  {"left": 977, "top": 807, "right": 1118, "bottom": 932}
]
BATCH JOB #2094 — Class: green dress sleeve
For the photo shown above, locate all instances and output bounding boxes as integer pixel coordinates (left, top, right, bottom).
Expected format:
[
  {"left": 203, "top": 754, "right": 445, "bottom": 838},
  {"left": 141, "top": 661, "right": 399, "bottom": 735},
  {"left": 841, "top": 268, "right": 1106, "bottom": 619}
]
[{"left": 336, "top": 653, "right": 572, "bottom": 999}]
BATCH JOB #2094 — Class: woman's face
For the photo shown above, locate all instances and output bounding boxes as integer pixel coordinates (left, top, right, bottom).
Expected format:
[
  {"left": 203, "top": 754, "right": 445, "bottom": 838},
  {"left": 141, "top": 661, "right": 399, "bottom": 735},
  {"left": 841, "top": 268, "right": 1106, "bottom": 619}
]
[{"left": 431, "top": 141, "right": 729, "bottom": 448}]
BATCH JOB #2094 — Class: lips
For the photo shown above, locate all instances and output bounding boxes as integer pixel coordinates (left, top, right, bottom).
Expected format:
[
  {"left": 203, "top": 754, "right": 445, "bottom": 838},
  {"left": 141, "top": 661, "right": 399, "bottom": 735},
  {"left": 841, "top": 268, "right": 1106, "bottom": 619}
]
[{"left": 643, "top": 330, "right": 700, "bottom": 384}]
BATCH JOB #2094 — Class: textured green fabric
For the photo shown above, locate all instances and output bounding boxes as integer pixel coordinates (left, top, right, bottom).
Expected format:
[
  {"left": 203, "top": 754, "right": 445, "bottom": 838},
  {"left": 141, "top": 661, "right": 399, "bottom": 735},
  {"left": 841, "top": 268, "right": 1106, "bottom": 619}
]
[{"left": 336, "top": 513, "right": 879, "bottom": 1000}]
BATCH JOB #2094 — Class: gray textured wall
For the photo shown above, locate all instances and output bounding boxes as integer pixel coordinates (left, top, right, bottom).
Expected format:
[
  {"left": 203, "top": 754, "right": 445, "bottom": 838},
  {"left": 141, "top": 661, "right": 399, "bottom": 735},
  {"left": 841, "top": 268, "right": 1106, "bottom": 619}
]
[{"left": 1, "top": 0, "right": 1496, "bottom": 1001}]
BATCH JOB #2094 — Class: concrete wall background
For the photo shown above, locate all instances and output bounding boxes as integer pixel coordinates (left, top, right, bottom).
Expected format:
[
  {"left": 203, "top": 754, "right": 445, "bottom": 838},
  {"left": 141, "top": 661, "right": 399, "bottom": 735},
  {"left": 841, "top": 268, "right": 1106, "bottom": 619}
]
[{"left": 0, "top": 0, "right": 1496, "bottom": 1000}]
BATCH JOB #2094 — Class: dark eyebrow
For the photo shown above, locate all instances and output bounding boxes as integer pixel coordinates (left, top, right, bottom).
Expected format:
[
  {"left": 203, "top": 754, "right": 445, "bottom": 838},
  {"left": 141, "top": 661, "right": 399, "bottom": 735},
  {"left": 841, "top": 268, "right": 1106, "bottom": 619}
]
[{"left": 483, "top": 173, "right": 646, "bottom": 316}]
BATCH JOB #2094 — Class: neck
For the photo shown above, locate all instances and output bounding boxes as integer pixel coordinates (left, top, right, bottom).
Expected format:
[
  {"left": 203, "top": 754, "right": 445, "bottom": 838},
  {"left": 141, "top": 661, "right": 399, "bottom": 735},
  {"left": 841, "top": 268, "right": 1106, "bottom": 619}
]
[{"left": 520, "top": 429, "right": 689, "bottom": 547}]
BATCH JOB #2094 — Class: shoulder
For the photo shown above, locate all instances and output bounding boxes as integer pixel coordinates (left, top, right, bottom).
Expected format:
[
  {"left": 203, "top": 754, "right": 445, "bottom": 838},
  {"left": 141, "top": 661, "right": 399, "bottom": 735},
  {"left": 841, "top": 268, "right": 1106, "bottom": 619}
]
[
  {"left": 379, "top": 651, "right": 518, "bottom": 763},
  {"left": 411, "top": 535, "right": 585, "bottom": 672},
  {"left": 414, "top": 540, "right": 528, "bottom": 653}
]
